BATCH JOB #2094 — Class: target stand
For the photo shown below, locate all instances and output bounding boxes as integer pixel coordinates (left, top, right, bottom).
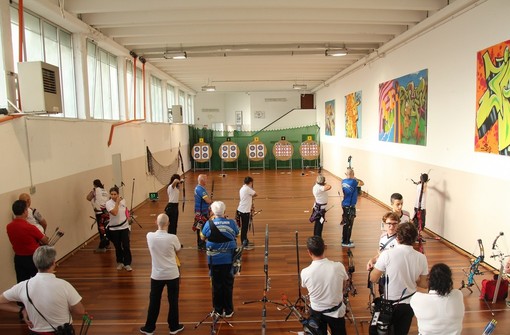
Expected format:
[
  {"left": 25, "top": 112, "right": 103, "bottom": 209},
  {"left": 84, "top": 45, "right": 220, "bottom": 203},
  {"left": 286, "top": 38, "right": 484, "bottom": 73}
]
[
  {"left": 192, "top": 141, "right": 211, "bottom": 172},
  {"left": 246, "top": 138, "right": 266, "bottom": 170},
  {"left": 273, "top": 139, "right": 294, "bottom": 171},
  {"left": 219, "top": 141, "right": 240, "bottom": 171},
  {"left": 300, "top": 138, "right": 320, "bottom": 169}
]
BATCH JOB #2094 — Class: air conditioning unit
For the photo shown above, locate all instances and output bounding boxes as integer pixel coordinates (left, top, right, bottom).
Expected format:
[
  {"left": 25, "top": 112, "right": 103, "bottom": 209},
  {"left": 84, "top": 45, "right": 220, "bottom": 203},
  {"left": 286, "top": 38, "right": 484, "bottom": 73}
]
[
  {"left": 172, "top": 105, "right": 183, "bottom": 123},
  {"left": 17, "top": 61, "right": 62, "bottom": 114}
]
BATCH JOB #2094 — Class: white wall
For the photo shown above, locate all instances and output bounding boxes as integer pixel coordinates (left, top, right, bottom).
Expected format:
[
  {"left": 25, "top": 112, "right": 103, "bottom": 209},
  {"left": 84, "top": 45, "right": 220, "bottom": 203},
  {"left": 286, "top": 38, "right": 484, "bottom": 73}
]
[
  {"left": 0, "top": 117, "right": 189, "bottom": 289},
  {"left": 316, "top": 0, "right": 510, "bottom": 267}
]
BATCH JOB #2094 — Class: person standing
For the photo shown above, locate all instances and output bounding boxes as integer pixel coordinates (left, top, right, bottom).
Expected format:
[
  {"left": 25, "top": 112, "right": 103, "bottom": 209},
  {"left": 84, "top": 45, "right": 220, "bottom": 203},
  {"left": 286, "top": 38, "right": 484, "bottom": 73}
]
[
  {"left": 340, "top": 168, "right": 364, "bottom": 247},
  {"left": 390, "top": 193, "right": 411, "bottom": 224},
  {"left": 7, "top": 200, "right": 49, "bottom": 283},
  {"left": 140, "top": 214, "right": 184, "bottom": 335},
  {"left": 413, "top": 173, "right": 429, "bottom": 241},
  {"left": 370, "top": 222, "right": 428, "bottom": 335},
  {"left": 165, "top": 174, "right": 183, "bottom": 235},
  {"left": 86, "top": 179, "right": 110, "bottom": 252},
  {"left": 106, "top": 186, "right": 133, "bottom": 271},
  {"left": 200, "top": 201, "right": 239, "bottom": 317},
  {"left": 236, "top": 176, "right": 257, "bottom": 249},
  {"left": 410, "top": 263, "right": 464, "bottom": 335},
  {"left": 311, "top": 175, "right": 332, "bottom": 237},
  {"left": 367, "top": 212, "right": 400, "bottom": 271},
  {"left": 194, "top": 174, "right": 212, "bottom": 250},
  {"left": 0, "top": 246, "right": 85, "bottom": 334},
  {"left": 18, "top": 193, "right": 47, "bottom": 233},
  {"left": 301, "top": 236, "right": 348, "bottom": 335}
]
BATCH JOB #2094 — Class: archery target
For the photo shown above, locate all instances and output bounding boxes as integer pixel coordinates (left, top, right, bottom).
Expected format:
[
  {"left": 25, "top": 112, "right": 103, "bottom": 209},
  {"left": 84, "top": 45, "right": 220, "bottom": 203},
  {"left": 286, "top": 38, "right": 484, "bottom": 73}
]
[
  {"left": 300, "top": 140, "right": 320, "bottom": 160},
  {"left": 246, "top": 140, "right": 266, "bottom": 161},
  {"left": 219, "top": 141, "right": 239, "bottom": 162},
  {"left": 191, "top": 143, "right": 211, "bottom": 163},
  {"left": 273, "top": 140, "right": 294, "bottom": 161}
]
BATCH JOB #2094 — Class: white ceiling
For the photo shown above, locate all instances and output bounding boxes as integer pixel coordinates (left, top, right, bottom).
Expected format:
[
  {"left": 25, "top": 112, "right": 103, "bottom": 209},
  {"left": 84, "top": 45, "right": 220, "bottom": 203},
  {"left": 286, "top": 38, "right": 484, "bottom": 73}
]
[{"left": 61, "top": 0, "right": 458, "bottom": 93}]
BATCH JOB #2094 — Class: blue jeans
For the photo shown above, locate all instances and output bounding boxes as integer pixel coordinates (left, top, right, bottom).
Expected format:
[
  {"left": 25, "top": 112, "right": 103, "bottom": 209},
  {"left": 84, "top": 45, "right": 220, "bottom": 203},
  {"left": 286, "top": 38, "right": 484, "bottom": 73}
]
[{"left": 143, "top": 278, "right": 180, "bottom": 332}]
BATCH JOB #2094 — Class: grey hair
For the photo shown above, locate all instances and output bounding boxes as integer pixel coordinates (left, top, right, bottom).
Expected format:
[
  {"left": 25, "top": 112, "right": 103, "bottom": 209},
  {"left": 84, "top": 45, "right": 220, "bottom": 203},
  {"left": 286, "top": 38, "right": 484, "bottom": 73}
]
[
  {"left": 316, "top": 175, "right": 325, "bottom": 185},
  {"left": 157, "top": 213, "right": 169, "bottom": 228},
  {"left": 210, "top": 201, "right": 226, "bottom": 216},
  {"left": 33, "top": 246, "right": 57, "bottom": 271}
]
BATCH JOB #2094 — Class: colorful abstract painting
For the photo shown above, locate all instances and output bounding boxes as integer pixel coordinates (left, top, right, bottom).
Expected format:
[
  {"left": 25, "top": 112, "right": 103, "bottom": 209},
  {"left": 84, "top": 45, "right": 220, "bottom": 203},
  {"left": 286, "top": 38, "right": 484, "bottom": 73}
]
[
  {"left": 475, "top": 40, "right": 510, "bottom": 155},
  {"left": 345, "top": 91, "right": 362, "bottom": 138},
  {"left": 325, "top": 99, "right": 335, "bottom": 136},
  {"left": 379, "top": 69, "right": 428, "bottom": 145}
]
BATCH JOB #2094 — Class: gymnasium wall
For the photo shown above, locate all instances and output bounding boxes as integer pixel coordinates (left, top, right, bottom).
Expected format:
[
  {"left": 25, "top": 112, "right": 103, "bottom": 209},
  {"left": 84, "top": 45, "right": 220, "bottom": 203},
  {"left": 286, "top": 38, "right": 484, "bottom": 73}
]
[
  {"left": 0, "top": 118, "right": 189, "bottom": 289},
  {"left": 316, "top": 0, "right": 510, "bottom": 268}
]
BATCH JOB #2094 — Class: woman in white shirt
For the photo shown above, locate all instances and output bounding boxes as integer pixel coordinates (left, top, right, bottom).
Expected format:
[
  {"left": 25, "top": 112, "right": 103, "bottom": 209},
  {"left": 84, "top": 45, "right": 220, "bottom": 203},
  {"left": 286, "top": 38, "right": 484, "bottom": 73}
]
[
  {"left": 410, "top": 263, "right": 464, "bottom": 335},
  {"left": 106, "top": 186, "right": 132, "bottom": 271}
]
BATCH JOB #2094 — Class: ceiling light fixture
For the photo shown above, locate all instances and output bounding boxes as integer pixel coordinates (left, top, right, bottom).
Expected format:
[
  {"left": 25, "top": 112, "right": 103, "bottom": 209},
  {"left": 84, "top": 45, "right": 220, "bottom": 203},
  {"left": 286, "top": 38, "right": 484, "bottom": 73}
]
[
  {"left": 293, "top": 84, "right": 307, "bottom": 90},
  {"left": 201, "top": 85, "right": 216, "bottom": 92},
  {"left": 163, "top": 51, "right": 187, "bottom": 60},
  {"left": 325, "top": 48, "right": 348, "bottom": 57}
]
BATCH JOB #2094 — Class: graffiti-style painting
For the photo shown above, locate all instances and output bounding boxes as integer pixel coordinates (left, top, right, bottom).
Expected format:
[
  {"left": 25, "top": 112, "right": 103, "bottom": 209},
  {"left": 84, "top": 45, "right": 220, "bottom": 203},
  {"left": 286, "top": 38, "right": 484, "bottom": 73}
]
[
  {"left": 325, "top": 99, "right": 335, "bottom": 136},
  {"left": 379, "top": 69, "right": 428, "bottom": 145},
  {"left": 475, "top": 40, "right": 510, "bottom": 155},
  {"left": 345, "top": 91, "right": 362, "bottom": 138}
]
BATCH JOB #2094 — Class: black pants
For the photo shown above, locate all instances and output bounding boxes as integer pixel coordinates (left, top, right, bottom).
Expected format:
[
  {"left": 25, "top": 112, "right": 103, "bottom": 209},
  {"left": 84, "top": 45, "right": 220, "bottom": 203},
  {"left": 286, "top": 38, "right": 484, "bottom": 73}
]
[
  {"left": 165, "top": 203, "right": 179, "bottom": 235},
  {"left": 14, "top": 255, "right": 37, "bottom": 283},
  {"left": 369, "top": 303, "right": 414, "bottom": 335},
  {"left": 109, "top": 228, "right": 132, "bottom": 265},
  {"left": 311, "top": 310, "right": 347, "bottom": 335},
  {"left": 239, "top": 211, "right": 251, "bottom": 246},
  {"left": 341, "top": 206, "right": 356, "bottom": 244},
  {"left": 210, "top": 263, "right": 234, "bottom": 315},
  {"left": 143, "top": 277, "right": 180, "bottom": 332},
  {"left": 95, "top": 212, "right": 110, "bottom": 249}
]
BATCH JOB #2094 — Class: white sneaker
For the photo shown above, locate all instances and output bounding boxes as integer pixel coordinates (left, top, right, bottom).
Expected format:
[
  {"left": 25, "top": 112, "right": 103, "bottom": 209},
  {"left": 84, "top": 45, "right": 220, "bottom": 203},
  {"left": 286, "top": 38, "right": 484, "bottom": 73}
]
[
  {"left": 124, "top": 265, "right": 133, "bottom": 272},
  {"left": 116, "top": 263, "right": 124, "bottom": 270},
  {"left": 169, "top": 324, "right": 184, "bottom": 334}
]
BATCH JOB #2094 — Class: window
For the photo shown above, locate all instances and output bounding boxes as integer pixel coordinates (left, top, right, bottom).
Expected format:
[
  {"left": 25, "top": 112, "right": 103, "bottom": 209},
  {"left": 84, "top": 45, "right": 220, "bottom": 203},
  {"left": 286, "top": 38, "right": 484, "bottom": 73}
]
[
  {"left": 126, "top": 60, "right": 143, "bottom": 120},
  {"left": 10, "top": 6, "right": 77, "bottom": 117},
  {"left": 0, "top": 38, "right": 6, "bottom": 109},
  {"left": 166, "top": 84, "right": 175, "bottom": 122},
  {"left": 186, "top": 94, "right": 194, "bottom": 124},
  {"left": 150, "top": 75, "right": 163, "bottom": 122},
  {"left": 87, "top": 41, "right": 120, "bottom": 120}
]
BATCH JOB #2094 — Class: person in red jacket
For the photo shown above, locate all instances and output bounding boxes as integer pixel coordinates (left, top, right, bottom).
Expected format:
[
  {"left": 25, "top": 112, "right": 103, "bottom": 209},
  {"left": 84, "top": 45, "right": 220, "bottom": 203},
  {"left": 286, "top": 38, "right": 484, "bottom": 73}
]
[{"left": 6, "top": 200, "right": 49, "bottom": 283}]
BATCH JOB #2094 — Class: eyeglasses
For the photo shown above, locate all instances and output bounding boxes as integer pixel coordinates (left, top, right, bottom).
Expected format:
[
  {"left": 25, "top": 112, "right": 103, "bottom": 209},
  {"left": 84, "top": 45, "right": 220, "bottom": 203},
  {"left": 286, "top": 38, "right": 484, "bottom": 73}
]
[{"left": 385, "top": 222, "right": 399, "bottom": 226}]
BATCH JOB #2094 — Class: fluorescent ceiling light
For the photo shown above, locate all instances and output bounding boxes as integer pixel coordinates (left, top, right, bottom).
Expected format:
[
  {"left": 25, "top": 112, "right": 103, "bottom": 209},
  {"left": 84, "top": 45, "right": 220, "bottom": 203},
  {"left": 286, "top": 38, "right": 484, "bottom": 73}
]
[
  {"left": 293, "top": 84, "right": 307, "bottom": 90},
  {"left": 201, "top": 85, "right": 216, "bottom": 92},
  {"left": 163, "top": 51, "right": 187, "bottom": 59},
  {"left": 325, "top": 49, "right": 347, "bottom": 57}
]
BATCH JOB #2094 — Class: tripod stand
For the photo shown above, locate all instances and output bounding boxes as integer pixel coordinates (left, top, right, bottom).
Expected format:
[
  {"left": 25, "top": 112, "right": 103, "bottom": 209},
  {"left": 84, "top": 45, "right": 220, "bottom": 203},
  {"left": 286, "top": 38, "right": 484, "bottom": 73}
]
[
  {"left": 128, "top": 178, "right": 142, "bottom": 228},
  {"left": 243, "top": 224, "right": 284, "bottom": 335},
  {"left": 282, "top": 231, "right": 308, "bottom": 321},
  {"left": 194, "top": 310, "right": 233, "bottom": 334}
]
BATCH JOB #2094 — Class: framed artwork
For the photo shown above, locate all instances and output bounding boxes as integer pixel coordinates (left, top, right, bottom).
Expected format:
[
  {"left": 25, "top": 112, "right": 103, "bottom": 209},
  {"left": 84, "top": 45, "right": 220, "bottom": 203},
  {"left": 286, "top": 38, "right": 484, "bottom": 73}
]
[
  {"left": 475, "top": 40, "right": 510, "bottom": 155},
  {"left": 379, "top": 69, "right": 428, "bottom": 145},
  {"left": 345, "top": 91, "right": 362, "bottom": 138},
  {"left": 325, "top": 99, "right": 335, "bottom": 136}
]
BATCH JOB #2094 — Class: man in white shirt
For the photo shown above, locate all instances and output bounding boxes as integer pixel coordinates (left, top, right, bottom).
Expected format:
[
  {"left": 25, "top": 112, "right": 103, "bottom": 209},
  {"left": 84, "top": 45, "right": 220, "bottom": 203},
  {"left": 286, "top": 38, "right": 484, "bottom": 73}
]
[
  {"left": 301, "top": 236, "right": 348, "bottom": 335},
  {"left": 0, "top": 246, "right": 85, "bottom": 333},
  {"left": 370, "top": 222, "right": 428, "bottom": 335},
  {"left": 165, "top": 174, "right": 183, "bottom": 235},
  {"left": 311, "top": 175, "right": 332, "bottom": 237},
  {"left": 236, "top": 176, "right": 257, "bottom": 249},
  {"left": 140, "top": 214, "right": 183, "bottom": 335}
]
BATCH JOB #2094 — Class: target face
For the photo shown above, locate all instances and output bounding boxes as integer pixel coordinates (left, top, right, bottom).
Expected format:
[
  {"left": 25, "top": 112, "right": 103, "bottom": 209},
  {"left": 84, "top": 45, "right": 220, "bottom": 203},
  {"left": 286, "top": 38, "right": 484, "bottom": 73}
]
[
  {"left": 191, "top": 143, "right": 212, "bottom": 163},
  {"left": 219, "top": 141, "right": 239, "bottom": 162},
  {"left": 246, "top": 140, "right": 266, "bottom": 161},
  {"left": 273, "top": 140, "right": 294, "bottom": 161},
  {"left": 300, "top": 140, "right": 320, "bottom": 160}
]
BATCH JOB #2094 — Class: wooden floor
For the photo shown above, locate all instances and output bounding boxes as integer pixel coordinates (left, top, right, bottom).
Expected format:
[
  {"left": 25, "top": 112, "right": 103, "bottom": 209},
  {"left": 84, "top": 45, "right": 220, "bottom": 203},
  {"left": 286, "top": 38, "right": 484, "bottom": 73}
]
[{"left": 1, "top": 169, "right": 509, "bottom": 334}]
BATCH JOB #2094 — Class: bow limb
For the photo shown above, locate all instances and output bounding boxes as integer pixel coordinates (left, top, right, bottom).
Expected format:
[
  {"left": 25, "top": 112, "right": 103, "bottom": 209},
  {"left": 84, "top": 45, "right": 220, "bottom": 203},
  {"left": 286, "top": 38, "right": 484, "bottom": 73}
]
[{"left": 178, "top": 145, "right": 186, "bottom": 211}]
